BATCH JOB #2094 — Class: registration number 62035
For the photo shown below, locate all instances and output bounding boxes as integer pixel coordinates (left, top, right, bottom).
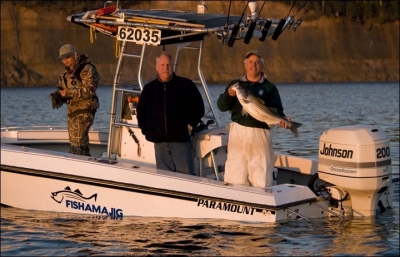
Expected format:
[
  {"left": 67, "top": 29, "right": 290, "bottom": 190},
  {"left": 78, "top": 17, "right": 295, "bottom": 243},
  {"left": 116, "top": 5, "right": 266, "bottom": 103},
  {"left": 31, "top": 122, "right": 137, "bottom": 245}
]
[{"left": 117, "top": 27, "right": 161, "bottom": 45}]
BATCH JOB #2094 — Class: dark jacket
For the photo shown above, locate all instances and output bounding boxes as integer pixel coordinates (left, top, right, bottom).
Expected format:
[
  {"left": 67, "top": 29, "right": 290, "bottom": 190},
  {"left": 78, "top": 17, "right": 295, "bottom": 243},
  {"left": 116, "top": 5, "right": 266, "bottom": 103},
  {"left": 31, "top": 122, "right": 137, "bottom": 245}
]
[
  {"left": 136, "top": 73, "right": 205, "bottom": 143},
  {"left": 217, "top": 73, "right": 285, "bottom": 129}
]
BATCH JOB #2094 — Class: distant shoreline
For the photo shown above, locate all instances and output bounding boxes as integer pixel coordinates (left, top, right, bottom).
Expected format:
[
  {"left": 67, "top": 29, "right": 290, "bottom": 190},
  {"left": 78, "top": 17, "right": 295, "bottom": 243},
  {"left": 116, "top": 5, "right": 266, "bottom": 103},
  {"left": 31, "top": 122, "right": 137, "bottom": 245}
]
[{"left": 1, "top": 1, "right": 399, "bottom": 87}]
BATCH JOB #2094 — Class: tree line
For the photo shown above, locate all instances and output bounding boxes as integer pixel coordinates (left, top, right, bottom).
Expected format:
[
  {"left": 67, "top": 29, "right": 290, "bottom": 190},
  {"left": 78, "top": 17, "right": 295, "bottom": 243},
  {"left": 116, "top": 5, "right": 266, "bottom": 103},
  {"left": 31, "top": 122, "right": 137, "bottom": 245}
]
[{"left": 282, "top": 1, "right": 398, "bottom": 23}]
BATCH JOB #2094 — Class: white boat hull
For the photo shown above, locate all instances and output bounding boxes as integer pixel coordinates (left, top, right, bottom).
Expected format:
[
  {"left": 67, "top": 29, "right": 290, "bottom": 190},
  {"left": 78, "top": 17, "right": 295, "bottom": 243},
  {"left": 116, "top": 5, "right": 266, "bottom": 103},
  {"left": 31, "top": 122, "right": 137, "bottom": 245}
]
[
  {"left": 2, "top": 123, "right": 397, "bottom": 223},
  {"left": 1, "top": 143, "right": 331, "bottom": 223}
]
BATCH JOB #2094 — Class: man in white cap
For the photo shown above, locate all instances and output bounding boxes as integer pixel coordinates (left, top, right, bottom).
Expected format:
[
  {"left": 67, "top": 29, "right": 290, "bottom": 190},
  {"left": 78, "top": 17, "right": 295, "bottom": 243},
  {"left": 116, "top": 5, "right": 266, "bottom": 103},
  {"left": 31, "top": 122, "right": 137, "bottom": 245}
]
[
  {"left": 49, "top": 44, "right": 100, "bottom": 156},
  {"left": 217, "top": 50, "right": 290, "bottom": 188}
]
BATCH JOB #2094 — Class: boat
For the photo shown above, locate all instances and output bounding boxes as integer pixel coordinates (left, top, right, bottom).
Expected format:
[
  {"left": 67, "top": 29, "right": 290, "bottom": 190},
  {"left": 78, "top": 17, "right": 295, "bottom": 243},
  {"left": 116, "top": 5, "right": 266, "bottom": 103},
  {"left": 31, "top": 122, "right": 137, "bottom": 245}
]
[{"left": 1, "top": 1, "right": 397, "bottom": 223}]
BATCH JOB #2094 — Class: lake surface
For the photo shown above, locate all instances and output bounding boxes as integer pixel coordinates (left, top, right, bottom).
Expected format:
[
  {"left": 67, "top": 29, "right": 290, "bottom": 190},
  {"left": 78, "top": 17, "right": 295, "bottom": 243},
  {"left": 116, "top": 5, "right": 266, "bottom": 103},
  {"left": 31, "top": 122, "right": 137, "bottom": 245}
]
[{"left": 1, "top": 82, "right": 399, "bottom": 256}]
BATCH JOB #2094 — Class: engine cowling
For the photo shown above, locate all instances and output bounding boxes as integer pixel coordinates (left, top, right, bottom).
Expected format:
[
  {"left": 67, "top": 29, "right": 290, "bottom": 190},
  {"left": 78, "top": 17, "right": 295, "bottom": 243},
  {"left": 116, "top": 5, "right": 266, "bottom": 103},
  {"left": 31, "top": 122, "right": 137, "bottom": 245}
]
[{"left": 317, "top": 125, "right": 392, "bottom": 217}]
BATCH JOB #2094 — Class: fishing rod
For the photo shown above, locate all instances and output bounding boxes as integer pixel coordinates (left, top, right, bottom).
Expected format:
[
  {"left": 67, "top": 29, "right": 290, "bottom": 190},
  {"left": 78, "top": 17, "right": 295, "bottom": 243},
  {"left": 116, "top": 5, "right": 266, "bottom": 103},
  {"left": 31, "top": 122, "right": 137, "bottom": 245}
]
[
  {"left": 287, "top": 0, "right": 307, "bottom": 29},
  {"left": 222, "top": 0, "right": 232, "bottom": 45},
  {"left": 289, "top": 0, "right": 308, "bottom": 31},
  {"left": 287, "top": 1, "right": 297, "bottom": 17},
  {"left": 271, "top": 0, "right": 295, "bottom": 41},
  {"left": 227, "top": 0, "right": 250, "bottom": 47},
  {"left": 244, "top": 0, "right": 267, "bottom": 44},
  {"left": 294, "top": 0, "right": 308, "bottom": 16},
  {"left": 272, "top": 0, "right": 307, "bottom": 41}
]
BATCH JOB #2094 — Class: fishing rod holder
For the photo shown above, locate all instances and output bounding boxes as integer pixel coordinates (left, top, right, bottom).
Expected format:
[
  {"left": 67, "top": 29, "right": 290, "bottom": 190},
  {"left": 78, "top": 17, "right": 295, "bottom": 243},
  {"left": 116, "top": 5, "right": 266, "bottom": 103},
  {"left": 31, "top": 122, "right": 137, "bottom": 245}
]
[{"left": 293, "top": 19, "right": 302, "bottom": 31}]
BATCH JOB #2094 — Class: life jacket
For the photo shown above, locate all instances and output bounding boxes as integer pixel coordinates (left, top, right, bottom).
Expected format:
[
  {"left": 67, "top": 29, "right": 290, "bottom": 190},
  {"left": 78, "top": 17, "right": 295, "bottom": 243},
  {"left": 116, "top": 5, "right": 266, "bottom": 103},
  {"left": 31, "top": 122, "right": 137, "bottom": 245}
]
[{"left": 60, "top": 56, "right": 100, "bottom": 117}]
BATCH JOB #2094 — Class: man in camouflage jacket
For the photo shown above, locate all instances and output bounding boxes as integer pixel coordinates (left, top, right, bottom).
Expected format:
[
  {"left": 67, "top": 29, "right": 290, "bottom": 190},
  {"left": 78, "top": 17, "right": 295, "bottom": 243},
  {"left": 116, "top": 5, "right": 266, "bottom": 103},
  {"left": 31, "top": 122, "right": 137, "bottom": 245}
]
[{"left": 50, "top": 44, "right": 100, "bottom": 156}]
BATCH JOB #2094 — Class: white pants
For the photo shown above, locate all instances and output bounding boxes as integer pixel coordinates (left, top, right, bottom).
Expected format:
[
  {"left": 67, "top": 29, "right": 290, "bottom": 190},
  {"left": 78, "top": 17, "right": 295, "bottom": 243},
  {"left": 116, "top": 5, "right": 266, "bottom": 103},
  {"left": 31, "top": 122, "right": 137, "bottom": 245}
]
[{"left": 224, "top": 122, "right": 275, "bottom": 188}]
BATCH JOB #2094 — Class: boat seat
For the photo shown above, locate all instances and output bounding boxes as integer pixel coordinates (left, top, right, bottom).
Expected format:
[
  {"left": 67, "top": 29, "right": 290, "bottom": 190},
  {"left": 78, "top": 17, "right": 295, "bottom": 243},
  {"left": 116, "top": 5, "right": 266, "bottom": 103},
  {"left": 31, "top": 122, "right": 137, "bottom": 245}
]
[
  {"left": 194, "top": 126, "right": 228, "bottom": 158},
  {"left": 194, "top": 126, "right": 229, "bottom": 179}
]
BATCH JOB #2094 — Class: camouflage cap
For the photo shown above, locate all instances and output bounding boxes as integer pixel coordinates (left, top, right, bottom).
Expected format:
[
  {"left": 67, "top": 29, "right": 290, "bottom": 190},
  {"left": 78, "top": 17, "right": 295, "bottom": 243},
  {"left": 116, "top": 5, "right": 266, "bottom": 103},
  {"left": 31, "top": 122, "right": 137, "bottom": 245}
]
[{"left": 57, "top": 44, "right": 77, "bottom": 60}]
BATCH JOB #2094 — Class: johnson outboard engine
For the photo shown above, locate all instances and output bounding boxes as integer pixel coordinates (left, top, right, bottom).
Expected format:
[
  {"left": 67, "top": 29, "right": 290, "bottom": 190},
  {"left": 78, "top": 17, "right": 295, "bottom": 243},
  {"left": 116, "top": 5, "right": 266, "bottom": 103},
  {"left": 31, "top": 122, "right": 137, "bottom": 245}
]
[{"left": 317, "top": 125, "right": 392, "bottom": 217}]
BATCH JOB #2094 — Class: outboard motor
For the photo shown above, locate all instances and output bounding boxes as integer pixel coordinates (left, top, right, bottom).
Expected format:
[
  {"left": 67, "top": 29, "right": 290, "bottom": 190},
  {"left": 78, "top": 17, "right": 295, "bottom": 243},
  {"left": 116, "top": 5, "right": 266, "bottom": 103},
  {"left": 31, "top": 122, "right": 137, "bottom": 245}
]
[{"left": 317, "top": 125, "right": 392, "bottom": 217}]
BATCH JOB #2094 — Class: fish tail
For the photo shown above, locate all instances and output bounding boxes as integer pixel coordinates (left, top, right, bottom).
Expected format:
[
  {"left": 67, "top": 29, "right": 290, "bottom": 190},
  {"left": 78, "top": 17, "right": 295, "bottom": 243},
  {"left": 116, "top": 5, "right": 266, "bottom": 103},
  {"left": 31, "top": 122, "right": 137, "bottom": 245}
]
[
  {"left": 90, "top": 193, "right": 98, "bottom": 201},
  {"left": 289, "top": 121, "right": 303, "bottom": 135}
]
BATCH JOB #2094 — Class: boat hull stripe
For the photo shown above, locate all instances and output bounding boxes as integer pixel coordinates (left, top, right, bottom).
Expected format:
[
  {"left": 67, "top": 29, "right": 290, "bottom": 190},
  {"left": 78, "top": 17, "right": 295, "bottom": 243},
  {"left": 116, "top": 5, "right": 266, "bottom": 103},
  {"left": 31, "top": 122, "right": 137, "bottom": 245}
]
[
  {"left": 319, "top": 158, "right": 391, "bottom": 168},
  {"left": 1, "top": 165, "right": 316, "bottom": 210}
]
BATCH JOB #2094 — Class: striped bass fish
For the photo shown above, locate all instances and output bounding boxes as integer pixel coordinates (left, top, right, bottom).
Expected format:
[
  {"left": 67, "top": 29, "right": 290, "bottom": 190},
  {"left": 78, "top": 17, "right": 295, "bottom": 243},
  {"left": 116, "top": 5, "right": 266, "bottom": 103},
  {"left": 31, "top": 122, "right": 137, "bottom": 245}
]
[{"left": 230, "top": 83, "right": 302, "bottom": 135}]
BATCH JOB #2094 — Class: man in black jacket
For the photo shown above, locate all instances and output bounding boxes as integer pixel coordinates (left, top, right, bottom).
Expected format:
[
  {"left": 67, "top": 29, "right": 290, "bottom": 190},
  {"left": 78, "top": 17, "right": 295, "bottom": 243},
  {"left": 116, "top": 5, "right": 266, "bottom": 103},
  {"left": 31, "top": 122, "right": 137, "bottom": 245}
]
[{"left": 136, "top": 53, "right": 205, "bottom": 175}]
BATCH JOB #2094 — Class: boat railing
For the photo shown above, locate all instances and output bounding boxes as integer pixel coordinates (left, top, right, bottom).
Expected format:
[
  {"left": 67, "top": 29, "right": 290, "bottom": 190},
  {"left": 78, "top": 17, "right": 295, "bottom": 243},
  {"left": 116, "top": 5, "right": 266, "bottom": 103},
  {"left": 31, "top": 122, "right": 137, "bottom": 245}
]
[
  {"left": 115, "top": 86, "right": 141, "bottom": 95},
  {"left": 1, "top": 125, "right": 66, "bottom": 132},
  {"left": 106, "top": 40, "right": 139, "bottom": 158},
  {"left": 1, "top": 125, "right": 109, "bottom": 132}
]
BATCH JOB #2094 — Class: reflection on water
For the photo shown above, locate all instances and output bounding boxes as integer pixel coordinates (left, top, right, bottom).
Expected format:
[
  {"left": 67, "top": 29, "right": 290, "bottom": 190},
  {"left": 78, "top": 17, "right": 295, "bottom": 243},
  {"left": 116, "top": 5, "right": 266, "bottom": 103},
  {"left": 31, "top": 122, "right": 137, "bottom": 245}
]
[
  {"left": 1, "top": 82, "right": 399, "bottom": 255},
  {"left": 1, "top": 202, "right": 399, "bottom": 256}
]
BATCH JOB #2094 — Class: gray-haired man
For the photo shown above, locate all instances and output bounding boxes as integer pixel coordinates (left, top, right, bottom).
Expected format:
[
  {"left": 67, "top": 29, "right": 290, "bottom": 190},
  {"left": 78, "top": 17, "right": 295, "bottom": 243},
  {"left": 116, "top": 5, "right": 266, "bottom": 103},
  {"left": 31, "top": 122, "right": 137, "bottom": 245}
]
[{"left": 217, "top": 50, "right": 290, "bottom": 188}]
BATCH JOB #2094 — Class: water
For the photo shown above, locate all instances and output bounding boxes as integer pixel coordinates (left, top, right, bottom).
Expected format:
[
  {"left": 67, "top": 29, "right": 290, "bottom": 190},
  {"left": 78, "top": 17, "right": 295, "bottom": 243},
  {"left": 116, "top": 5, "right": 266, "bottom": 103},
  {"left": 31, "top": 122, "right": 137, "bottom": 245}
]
[{"left": 1, "top": 82, "right": 399, "bottom": 256}]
